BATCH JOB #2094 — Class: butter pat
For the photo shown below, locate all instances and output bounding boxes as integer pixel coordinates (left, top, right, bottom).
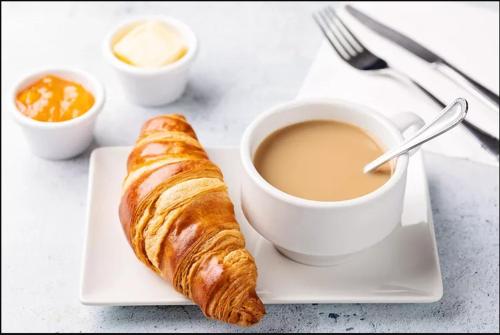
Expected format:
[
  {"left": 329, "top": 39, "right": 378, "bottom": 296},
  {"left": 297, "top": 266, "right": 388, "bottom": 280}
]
[{"left": 113, "top": 21, "right": 188, "bottom": 68}]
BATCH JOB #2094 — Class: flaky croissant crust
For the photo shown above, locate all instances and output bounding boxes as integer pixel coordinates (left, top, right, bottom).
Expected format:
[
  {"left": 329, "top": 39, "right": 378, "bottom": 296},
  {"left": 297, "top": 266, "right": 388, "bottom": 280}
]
[{"left": 119, "top": 114, "right": 265, "bottom": 326}]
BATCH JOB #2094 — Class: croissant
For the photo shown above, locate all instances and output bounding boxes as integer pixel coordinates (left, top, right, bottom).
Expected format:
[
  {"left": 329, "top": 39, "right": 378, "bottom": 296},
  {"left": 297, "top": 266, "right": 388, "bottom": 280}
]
[{"left": 119, "top": 114, "right": 265, "bottom": 326}]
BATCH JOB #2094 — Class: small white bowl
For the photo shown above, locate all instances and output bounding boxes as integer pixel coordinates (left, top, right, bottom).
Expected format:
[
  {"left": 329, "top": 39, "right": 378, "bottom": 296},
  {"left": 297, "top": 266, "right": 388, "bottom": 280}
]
[
  {"left": 103, "top": 16, "right": 198, "bottom": 106},
  {"left": 10, "top": 68, "right": 105, "bottom": 160}
]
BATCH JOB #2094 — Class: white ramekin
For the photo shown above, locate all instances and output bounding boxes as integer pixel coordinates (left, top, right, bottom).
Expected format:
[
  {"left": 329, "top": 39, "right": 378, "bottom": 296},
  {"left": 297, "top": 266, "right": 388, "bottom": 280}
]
[
  {"left": 10, "top": 68, "right": 105, "bottom": 160},
  {"left": 103, "top": 16, "right": 198, "bottom": 107}
]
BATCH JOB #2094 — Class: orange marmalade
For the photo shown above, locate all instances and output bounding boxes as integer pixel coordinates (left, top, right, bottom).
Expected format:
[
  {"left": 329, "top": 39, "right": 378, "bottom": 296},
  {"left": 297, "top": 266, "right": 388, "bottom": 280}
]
[{"left": 16, "top": 75, "right": 95, "bottom": 122}]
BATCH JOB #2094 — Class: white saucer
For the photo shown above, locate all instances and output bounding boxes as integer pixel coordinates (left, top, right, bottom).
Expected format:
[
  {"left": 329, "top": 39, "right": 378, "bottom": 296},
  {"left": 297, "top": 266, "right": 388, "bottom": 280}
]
[{"left": 80, "top": 146, "right": 442, "bottom": 305}]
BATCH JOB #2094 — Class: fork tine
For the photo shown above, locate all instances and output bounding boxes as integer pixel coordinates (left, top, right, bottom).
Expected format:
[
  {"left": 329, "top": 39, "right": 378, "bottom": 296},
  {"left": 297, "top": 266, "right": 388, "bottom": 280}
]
[
  {"left": 314, "top": 11, "right": 351, "bottom": 60},
  {"left": 326, "top": 6, "right": 364, "bottom": 53},
  {"left": 319, "top": 8, "right": 358, "bottom": 57},
  {"left": 313, "top": 11, "right": 351, "bottom": 61}
]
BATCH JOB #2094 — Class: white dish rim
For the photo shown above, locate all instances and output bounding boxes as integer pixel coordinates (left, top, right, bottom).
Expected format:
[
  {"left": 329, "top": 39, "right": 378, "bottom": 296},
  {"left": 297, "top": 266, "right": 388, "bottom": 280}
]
[{"left": 240, "top": 98, "right": 409, "bottom": 209}]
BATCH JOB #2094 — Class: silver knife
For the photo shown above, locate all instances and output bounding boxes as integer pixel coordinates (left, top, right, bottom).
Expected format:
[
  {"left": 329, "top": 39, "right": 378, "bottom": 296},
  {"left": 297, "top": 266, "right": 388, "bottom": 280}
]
[{"left": 346, "top": 5, "right": 500, "bottom": 112}]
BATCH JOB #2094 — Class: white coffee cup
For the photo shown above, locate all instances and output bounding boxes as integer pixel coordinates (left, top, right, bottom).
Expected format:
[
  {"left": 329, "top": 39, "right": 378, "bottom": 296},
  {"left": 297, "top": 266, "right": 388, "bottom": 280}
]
[
  {"left": 240, "top": 99, "right": 425, "bottom": 266},
  {"left": 103, "top": 16, "right": 198, "bottom": 106}
]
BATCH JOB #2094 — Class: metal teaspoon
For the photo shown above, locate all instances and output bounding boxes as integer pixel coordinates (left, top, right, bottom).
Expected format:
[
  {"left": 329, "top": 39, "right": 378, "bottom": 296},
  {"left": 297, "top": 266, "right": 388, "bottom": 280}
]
[{"left": 364, "top": 98, "right": 469, "bottom": 174}]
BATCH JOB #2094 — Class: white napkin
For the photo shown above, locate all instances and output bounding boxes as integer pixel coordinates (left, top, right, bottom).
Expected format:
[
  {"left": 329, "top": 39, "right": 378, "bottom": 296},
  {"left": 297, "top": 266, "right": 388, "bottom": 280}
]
[
  {"left": 298, "top": 2, "right": 499, "bottom": 166},
  {"left": 297, "top": 3, "right": 499, "bottom": 225}
]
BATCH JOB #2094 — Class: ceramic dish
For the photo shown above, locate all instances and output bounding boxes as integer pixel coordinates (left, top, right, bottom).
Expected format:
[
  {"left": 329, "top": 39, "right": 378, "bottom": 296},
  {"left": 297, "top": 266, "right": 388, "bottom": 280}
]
[
  {"left": 10, "top": 68, "right": 105, "bottom": 160},
  {"left": 80, "top": 146, "right": 442, "bottom": 305},
  {"left": 103, "top": 16, "right": 198, "bottom": 106}
]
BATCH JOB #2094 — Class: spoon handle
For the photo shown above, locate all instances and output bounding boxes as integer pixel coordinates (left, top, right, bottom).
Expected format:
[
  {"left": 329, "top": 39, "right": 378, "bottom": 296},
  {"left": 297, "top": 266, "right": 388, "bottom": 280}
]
[{"left": 364, "top": 98, "right": 468, "bottom": 173}]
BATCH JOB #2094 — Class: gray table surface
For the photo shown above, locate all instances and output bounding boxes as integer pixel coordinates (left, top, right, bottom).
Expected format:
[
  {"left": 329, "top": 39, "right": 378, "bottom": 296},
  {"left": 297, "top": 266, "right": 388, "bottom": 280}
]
[{"left": 1, "top": 2, "right": 499, "bottom": 333}]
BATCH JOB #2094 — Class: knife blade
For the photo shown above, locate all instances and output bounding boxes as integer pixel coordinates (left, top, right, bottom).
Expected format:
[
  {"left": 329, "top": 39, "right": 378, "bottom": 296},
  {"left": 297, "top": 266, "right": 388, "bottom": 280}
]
[
  {"left": 402, "top": 75, "right": 499, "bottom": 158},
  {"left": 346, "top": 5, "right": 500, "bottom": 110}
]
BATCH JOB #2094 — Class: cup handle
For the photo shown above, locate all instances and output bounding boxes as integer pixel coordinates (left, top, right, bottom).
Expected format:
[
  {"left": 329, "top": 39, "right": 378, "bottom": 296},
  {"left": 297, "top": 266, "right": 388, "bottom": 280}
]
[
  {"left": 389, "top": 112, "right": 425, "bottom": 157},
  {"left": 389, "top": 112, "right": 425, "bottom": 134}
]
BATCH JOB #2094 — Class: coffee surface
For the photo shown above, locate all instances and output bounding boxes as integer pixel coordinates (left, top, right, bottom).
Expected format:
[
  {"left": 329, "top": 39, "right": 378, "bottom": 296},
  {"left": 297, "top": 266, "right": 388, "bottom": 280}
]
[{"left": 253, "top": 120, "right": 392, "bottom": 201}]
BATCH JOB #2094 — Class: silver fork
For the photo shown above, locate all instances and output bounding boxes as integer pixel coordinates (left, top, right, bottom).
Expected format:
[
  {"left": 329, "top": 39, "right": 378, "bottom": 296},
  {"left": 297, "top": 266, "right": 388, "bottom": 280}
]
[{"left": 313, "top": 6, "right": 499, "bottom": 158}]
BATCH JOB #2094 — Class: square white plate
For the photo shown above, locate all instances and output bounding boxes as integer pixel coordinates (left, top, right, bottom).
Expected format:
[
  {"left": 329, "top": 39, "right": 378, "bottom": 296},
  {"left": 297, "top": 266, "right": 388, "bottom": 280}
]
[{"left": 80, "top": 146, "right": 442, "bottom": 305}]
